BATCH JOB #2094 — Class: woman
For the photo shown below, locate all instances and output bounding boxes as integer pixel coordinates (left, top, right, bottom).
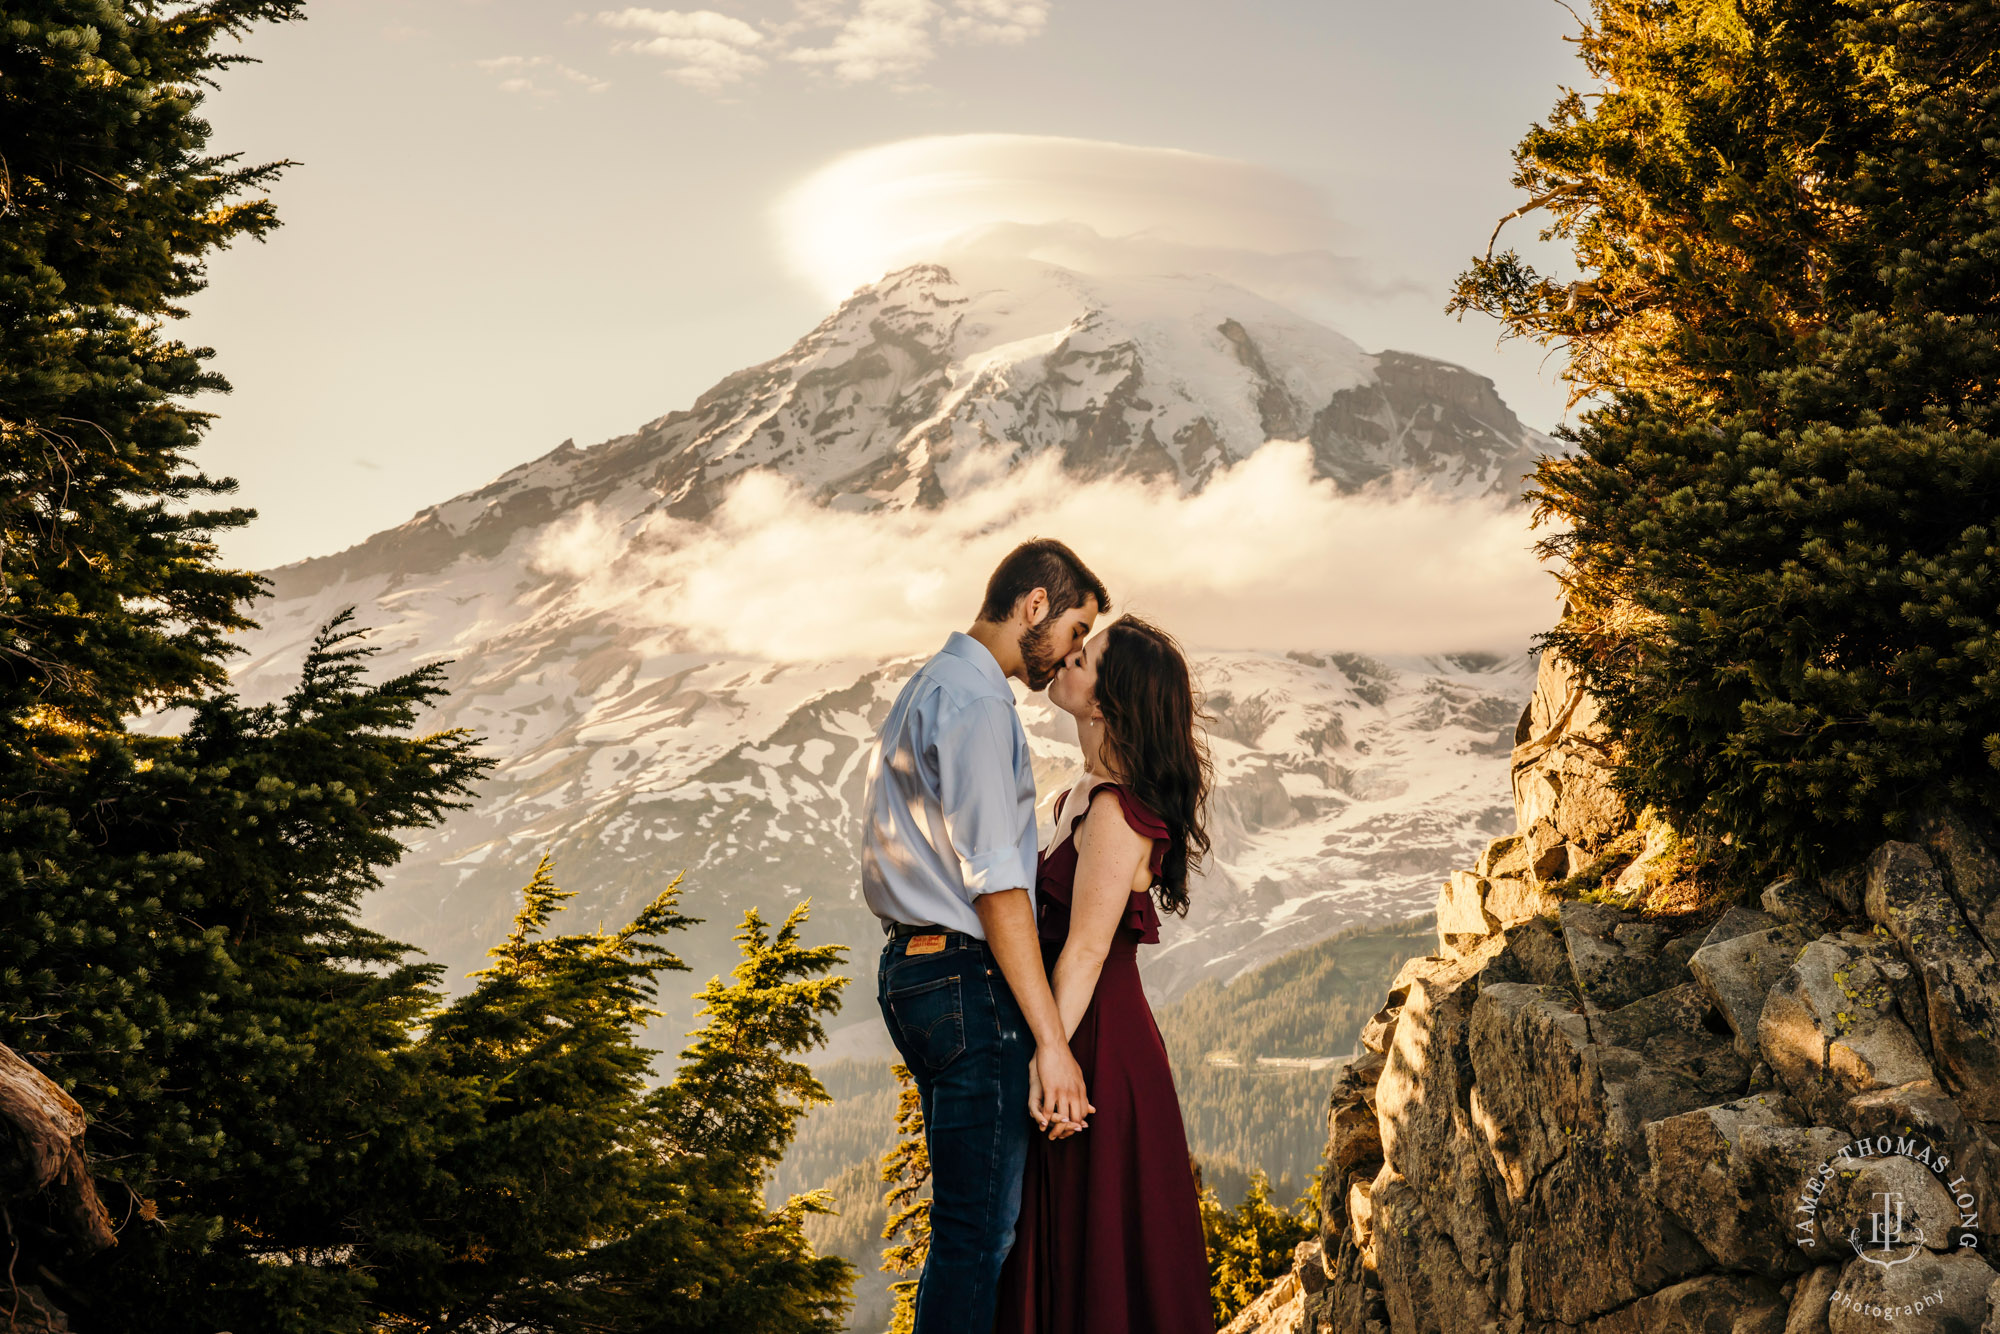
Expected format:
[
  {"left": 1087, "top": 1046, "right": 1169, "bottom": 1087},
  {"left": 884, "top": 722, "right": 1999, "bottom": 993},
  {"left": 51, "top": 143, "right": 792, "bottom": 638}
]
[{"left": 995, "top": 615, "right": 1216, "bottom": 1334}]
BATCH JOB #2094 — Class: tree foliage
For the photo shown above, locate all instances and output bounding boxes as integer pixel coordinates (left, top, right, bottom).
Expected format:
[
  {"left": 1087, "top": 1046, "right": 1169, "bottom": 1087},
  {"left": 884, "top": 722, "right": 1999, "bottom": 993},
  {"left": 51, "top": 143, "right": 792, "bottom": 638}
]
[
  {"left": 1453, "top": 0, "right": 2000, "bottom": 869},
  {"left": 879, "top": 1062, "right": 931, "bottom": 1334},
  {"left": 0, "top": 4, "right": 857, "bottom": 1329},
  {"left": 1, "top": 0, "right": 299, "bottom": 737},
  {"left": 0, "top": 610, "right": 490, "bottom": 1332},
  {"left": 1198, "top": 1166, "right": 1315, "bottom": 1328}
]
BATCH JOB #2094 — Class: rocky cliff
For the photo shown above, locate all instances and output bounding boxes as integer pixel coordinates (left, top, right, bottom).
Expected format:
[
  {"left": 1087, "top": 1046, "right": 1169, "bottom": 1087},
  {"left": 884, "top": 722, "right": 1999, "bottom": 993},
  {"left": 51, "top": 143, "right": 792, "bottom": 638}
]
[{"left": 1229, "top": 648, "right": 2000, "bottom": 1334}]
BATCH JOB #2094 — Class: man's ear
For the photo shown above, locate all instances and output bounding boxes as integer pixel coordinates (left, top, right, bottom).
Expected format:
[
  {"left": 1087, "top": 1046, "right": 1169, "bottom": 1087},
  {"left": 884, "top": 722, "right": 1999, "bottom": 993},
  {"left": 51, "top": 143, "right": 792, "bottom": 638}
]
[{"left": 1020, "top": 587, "right": 1051, "bottom": 626}]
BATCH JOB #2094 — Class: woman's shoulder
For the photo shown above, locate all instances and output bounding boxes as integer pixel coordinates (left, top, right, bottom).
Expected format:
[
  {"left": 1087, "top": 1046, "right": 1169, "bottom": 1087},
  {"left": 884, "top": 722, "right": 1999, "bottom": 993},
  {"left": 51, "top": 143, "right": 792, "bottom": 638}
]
[{"left": 1086, "top": 781, "right": 1169, "bottom": 842}]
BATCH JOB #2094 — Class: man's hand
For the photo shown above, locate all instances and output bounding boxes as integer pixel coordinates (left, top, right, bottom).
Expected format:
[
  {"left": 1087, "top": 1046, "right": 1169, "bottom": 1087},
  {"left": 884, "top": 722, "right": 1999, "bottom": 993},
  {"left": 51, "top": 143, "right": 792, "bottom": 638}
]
[
  {"left": 1033, "top": 1041, "right": 1093, "bottom": 1136},
  {"left": 1027, "top": 1063, "right": 1049, "bottom": 1131}
]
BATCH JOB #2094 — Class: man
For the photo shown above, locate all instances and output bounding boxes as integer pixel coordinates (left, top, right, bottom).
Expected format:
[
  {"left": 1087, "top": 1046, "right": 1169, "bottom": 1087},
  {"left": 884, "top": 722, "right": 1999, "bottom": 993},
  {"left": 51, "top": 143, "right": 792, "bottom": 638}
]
[{"left": 860, "top": 538, "right": 1108, "bottom": 1333}]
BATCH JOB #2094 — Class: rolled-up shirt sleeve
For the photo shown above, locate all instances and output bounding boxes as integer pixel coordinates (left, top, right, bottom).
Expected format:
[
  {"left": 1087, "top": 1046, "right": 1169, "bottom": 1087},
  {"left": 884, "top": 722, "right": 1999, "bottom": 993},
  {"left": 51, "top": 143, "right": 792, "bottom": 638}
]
[{"left": 934, "top": 695, "right": 1033, "bottom": 900}]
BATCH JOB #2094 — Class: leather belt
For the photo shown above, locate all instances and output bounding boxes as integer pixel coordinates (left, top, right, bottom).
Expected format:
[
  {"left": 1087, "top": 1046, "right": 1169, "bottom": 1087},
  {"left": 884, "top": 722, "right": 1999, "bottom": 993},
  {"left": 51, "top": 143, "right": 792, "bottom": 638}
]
[{"left": 884, "top": 920, "right": 972, "bottom": 941}]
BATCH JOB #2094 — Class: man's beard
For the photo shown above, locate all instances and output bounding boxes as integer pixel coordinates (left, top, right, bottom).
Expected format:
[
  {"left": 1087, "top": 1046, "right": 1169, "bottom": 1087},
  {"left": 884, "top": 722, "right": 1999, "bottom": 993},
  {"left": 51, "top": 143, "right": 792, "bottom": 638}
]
[{"left": 1020, "top": 617, "right": 1063, "bottom": 691}]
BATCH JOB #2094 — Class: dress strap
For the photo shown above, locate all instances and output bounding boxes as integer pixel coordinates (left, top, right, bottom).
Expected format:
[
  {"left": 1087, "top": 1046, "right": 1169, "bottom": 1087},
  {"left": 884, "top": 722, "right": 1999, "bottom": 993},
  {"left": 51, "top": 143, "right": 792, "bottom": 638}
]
[{"left": 1075, "top": 781, "right": 1170, "bottom": 881}]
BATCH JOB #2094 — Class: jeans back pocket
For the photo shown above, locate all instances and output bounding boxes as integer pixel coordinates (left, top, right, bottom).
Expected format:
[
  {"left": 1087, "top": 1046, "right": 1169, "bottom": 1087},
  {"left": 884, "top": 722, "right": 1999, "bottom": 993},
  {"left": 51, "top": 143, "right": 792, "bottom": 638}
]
[{"left": 886, "top": 974, "right": 966, "bottom": 1074}]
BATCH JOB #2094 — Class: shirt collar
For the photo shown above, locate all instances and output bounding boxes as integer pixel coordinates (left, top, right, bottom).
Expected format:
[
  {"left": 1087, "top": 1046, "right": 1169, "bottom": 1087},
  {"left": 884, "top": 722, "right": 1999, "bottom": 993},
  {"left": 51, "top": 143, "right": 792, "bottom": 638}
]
[{"left": 940, "top": 631, "right": 1012, "bottom": 695}]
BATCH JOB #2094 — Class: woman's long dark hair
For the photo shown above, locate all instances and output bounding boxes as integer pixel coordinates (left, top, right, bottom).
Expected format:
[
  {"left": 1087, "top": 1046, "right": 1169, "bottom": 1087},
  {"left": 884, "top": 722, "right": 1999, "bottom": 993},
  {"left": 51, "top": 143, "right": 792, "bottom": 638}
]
[{"left": 1093, "top": 616, "right": 1212, "bottom": 916}]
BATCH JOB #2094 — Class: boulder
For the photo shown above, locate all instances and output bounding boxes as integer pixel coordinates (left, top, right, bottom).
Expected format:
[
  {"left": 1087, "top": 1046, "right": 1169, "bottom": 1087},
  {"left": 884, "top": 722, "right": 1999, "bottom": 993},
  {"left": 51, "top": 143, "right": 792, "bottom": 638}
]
[
  {"left": 1865, "top": 842, "right": 2000, "bottom": 1121},
  {"left": 1359, "top": 1003, "right": 1400, "bottom": 1056},
  {"left": 1561, "top": 900, "right": 1694, "bottom": 1007},
  {"left": 1765, "top": 876, "right": 1836, "bottom": 931},
  {"left": 1510, "top": 648, "right": 1630, "bottom": 852},
  {"left": 1348, "top": 1175, "right": 1376, "bottom": 1258},
  {"left": 1916, "top": 809, "right": 2000, "bottom": 948},
  {"left": 1375, "top": 939, "right": 1510, "bottom": 1289},
  {"left": 1592, "top": 981, "right": 1751, "bottom": 1101},
  {"left": 1369, "top": 1171, "right": 1496, "bottom": 1334},
  {"left": 1437, "top": 869, "right": 1498, "bottom": 937},
  {"left": 1826, "top": 1249, "right": 1994, "bottom": 1332},
  {"left": 1437, "top": 869, "right": 1561, "bottom": 946},
  {"left": 1759, "top": 933, "right": 1936, "bottom": 1124},
  {"left": 1589, "top": 1272, "right": 1789, "bottom": 1334},
  {"left": 1646, "top": 1093, "right": 1846, "bottom": 1275},
  {"left": 1788, "top": 1265, "right": 1840, "bottom": 1334},
  {"left": 1705, "top": 905, "right": 1783, "bottom": 949},
  {"left": 1486, "top": 875, "right": 1562, "bottom": 928},
  {"left": 1478, "top": 833, "right": 1531, "bottom": 881},
  {"left": 1819, "top": 1150, "right": 1959, "bottom": 1258},
  {"left": 1318, "top": 1049, "right": 1386, "bottom": 1240},
  {"left": 1843, "top": 1080, "right": 2000, "bottom": 1218},
  {"left": 1692, "top": 924, "right": 1809, "bottom": 1060},
  {"left": 1500, "top": 915, "right": 1574, "bottom": 989},
  {"left": 1467, "top": 981, "right": 1712, "bottom": 1324}
]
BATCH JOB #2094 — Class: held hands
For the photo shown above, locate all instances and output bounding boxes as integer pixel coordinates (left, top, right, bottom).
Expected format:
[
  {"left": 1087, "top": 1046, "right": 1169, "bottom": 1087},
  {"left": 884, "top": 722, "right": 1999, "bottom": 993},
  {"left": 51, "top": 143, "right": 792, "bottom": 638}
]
[{"left": 1029, "top": 1043, "right": 1093, "bottom": 1140}]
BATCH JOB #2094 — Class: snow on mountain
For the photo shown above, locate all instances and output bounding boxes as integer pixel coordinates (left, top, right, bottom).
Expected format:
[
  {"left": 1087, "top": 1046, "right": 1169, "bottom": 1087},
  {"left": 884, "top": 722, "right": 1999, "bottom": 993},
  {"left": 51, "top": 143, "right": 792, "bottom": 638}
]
[{"left": 202, "top": 261, "right": 1545, "bottom": 1037}]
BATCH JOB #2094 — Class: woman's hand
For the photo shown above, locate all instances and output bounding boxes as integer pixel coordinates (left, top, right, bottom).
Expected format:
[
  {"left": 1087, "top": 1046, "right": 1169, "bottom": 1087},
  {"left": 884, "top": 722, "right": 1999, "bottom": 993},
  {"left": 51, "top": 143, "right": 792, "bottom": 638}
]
[{"left": 1029, "top": 1062, "right": 1089, "bottom": 1138}]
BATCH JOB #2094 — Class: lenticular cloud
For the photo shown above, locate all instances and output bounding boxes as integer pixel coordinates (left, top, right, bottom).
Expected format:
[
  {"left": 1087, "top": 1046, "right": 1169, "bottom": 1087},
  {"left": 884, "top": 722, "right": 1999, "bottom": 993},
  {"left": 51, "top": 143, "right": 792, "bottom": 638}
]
[
  {"left": 774, "top": 134, "right": 1391, "bottom": 309},
  {"left": 527, "top": 441, "right": 1556, "bottom": 662}
]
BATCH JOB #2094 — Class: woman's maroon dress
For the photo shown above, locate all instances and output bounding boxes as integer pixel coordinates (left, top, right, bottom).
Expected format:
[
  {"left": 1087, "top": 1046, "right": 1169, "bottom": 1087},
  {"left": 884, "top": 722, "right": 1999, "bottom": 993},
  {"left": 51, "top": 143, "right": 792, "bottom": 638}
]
[{"left": 995, "top": 783, "right": 1215, "bottom": 1334}]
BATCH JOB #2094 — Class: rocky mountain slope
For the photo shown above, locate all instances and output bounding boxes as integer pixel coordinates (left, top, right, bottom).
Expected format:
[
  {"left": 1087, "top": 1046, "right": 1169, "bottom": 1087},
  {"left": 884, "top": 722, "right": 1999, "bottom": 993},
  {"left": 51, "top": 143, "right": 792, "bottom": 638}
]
[
  {"left": 194, "top": 262, "right": 1549, "bottom": 1034},
  {"left": 261, "top": 261, "right": 1546, "bottom": 609},
  {"left": 1231, "top": 649, "right": 2000, "bottom": 1334}
]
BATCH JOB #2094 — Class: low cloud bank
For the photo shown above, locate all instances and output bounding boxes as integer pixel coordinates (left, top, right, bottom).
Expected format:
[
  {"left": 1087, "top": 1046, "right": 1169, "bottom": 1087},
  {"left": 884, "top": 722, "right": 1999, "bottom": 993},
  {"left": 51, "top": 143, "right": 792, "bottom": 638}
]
[{"left": 529, "top": 442, "right": 1557, "bottom": 662}]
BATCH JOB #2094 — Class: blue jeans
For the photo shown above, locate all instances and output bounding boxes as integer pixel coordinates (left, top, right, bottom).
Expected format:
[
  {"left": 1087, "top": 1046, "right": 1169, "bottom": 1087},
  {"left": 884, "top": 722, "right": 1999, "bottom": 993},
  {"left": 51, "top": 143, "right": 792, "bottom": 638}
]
[{"left": 878, "top": 932, "right": 1032, "bottom": 1334}]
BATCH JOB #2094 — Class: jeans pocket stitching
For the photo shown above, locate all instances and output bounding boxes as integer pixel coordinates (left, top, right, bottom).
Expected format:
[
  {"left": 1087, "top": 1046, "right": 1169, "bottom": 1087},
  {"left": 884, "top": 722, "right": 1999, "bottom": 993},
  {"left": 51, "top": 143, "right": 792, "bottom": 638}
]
[{"left": 888, "top": 975, "right": 966, "bottom": 1072}]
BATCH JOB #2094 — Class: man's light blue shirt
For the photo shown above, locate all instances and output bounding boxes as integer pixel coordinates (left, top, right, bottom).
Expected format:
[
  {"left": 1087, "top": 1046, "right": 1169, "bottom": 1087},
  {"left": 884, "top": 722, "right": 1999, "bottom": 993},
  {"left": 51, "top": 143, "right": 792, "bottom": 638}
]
[{"left": 860, "top": 632, "right": 1038, "bottom": 939}]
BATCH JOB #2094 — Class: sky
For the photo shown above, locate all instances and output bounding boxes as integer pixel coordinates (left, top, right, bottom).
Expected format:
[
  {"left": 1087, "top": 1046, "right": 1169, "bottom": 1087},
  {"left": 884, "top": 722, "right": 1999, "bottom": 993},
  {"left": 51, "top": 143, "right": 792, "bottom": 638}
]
[{"left": 185, "top": 0, "right": 1584, "bottom": 574}]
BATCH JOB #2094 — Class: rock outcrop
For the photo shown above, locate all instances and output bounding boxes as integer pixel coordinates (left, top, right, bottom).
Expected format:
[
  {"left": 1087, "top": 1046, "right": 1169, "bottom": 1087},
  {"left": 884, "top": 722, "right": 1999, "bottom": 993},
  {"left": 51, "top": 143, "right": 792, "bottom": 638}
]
[{"left": 1229, "top": 648, "right": 2000, "bottom": 1334}]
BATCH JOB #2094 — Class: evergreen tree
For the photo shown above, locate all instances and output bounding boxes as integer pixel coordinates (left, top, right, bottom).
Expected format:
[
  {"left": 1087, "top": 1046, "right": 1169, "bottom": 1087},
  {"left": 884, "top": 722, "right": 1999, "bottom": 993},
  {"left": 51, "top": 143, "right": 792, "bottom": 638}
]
[
  {"left": 1198, "top": 1167, "right": 1313, "bottom": 1327},
  {"left": 606, "top": 903, "right": 854, "bottom": 1334},
  {"left": 879, "top": 1063, "right": 931, "bottom": 1334},
  {"left": 367, "top": 853, "right": 694, "bottom": 1329},
  {"left": 370, "top": 880, "right": 854, "bottom": 1334},
  {"left": 1451, "top": 0, "right": 2000, "bottom": 870},
  {"left": 1, "top": 5, "right": 861, "bottom": 1331},
  {"left": 4, "top": 612, "right": 492, "bottom": 1332},
  {"left": 1, "top": 0, "right": 298, "bottom": 738}
]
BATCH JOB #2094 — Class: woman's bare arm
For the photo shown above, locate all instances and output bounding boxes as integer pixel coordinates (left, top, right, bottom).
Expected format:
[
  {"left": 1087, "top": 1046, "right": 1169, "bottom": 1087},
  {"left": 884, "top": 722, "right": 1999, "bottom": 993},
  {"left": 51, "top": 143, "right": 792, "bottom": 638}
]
[{"left": 1049, "top": 788, "right": 1153, "bottom": 1042}]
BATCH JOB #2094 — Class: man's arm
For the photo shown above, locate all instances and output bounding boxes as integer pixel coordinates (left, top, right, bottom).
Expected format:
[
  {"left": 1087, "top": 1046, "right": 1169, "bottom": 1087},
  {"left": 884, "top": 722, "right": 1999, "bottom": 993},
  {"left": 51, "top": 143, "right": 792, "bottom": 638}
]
[
  {"left": 935, "top": 696, "right": 1092, "bottom": 1132},
  {"left": 974, "top": 889, "right": 1092, "bottom": 1133}
]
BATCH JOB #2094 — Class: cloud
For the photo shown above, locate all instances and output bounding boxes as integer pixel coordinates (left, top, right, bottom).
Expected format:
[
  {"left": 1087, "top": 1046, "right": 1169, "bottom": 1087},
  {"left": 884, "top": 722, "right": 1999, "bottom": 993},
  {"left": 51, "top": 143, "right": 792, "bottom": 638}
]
[
  {"left": 775, "top": 133, "right": 1405, "bottom": 309},
  {"left": 475, "top": 54, "right": 611, "bottom": 97},
  {"left": 784, "top": 0, "right": 936, "bottom": 83},
  {"left": 941, "top": 0, "right": 1047, "bottom": 43},
  {"left": 600, "top": 0, "right": 1050, "bottom": 93},
  {"left": 526, "top": 442, "right": 1555, "bottom": 661},
  {"left": 597, "top": 8, "right": 767, "bottom": 91}
]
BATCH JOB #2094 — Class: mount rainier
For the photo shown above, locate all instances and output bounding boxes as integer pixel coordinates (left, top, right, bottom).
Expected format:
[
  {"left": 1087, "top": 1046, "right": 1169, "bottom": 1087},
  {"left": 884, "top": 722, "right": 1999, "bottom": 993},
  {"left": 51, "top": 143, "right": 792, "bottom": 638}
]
[{"left": 202, "top": 260, "right": 1551, "bottom": 1041}]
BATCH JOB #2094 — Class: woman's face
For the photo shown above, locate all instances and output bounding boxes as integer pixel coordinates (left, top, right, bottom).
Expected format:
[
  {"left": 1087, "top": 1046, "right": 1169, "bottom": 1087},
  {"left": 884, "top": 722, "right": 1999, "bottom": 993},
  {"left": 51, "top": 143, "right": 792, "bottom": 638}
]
[{"left": 1049, "top": 626, "right": 1107, "bottom": 722}]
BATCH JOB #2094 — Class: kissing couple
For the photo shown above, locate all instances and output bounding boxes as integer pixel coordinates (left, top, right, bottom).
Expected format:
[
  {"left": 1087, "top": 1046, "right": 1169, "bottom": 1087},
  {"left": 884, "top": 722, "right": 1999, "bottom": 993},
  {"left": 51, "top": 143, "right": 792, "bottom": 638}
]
[{"left": 859, "top": 539, "right": 1216, "bottom": 1334}]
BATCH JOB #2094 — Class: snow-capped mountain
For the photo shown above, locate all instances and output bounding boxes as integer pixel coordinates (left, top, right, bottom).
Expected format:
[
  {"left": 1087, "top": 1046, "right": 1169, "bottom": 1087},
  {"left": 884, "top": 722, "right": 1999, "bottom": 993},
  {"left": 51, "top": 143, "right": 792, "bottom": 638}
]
[{"left": 208, "top": 261, "right": 1546, "bottom": 1037}]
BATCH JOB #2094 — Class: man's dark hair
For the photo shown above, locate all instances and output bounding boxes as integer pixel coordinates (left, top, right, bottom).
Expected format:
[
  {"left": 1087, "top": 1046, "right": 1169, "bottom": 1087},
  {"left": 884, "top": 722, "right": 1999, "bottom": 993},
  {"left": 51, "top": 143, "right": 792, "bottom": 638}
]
[{"left": 977, "top": 539, "right": 1109, "bottom": 624}]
